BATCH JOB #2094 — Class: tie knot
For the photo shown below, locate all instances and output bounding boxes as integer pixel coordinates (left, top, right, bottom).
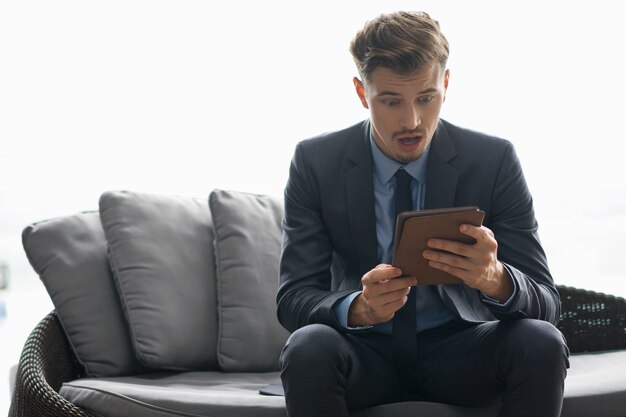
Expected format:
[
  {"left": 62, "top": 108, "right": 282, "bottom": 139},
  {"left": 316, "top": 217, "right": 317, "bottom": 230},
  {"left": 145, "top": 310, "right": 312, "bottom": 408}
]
[{"left": 395, "top": 169, "right": 412, "bottom": 187}]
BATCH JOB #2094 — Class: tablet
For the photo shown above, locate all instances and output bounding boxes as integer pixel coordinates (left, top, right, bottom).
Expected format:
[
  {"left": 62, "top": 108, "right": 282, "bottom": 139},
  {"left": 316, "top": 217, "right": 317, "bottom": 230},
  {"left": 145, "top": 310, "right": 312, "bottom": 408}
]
[{"left": 391, "top": 206, "right": 485, "bottom": 285}]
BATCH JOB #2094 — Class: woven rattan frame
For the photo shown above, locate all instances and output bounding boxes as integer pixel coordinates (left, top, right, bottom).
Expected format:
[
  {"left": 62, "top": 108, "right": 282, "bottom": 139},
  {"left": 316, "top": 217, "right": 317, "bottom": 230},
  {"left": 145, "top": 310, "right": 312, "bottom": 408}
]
[
  {"left": 557, "top": 285, "right": 626, "bottom": 353},
  {"left": 9, "top": 311, "right": 96, "bottom": 417},
  {"left": 8, "top": 285, "right": 626, "bottom": 415}
]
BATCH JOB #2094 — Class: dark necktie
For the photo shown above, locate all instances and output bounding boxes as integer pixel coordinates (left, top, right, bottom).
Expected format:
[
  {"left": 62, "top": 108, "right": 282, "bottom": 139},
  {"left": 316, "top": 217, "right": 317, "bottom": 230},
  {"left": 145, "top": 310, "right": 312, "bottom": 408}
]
[{"left": 392, "top": 169, "right": 418, "bottom": 378}]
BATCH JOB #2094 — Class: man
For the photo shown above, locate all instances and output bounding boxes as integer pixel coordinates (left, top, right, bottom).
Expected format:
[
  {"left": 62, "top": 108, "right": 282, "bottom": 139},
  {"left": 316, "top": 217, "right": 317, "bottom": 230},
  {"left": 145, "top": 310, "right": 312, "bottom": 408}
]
[{"left": 277, "top": 11, "right": 569, "bottom": 417}]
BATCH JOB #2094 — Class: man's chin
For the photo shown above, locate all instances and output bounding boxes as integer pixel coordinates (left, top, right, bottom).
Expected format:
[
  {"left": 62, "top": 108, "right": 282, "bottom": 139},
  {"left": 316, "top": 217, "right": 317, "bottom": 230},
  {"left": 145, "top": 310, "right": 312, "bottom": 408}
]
[{"left": 394, "top": 152, "right": 424, "bottom": 164}]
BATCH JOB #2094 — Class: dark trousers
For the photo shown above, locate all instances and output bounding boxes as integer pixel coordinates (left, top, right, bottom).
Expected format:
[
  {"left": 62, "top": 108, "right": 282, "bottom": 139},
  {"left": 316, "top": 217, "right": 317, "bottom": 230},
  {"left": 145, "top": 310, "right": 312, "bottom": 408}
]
[{"left": 280, "top": 319, "right": 570, "bottom": 417}]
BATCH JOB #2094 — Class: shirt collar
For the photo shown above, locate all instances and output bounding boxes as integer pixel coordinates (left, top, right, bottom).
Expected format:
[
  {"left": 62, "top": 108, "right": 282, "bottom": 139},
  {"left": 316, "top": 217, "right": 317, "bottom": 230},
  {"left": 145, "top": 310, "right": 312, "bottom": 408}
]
[{"left": 369, "top": 128, "right": 430, "bottom": 185}]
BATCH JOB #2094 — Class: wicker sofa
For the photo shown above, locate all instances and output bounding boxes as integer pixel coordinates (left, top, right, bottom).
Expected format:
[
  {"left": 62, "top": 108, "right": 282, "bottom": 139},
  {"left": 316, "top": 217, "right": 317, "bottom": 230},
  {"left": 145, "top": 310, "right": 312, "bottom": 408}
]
[{"left": 9, "top": 189, "right": 626, "bottom": 417}]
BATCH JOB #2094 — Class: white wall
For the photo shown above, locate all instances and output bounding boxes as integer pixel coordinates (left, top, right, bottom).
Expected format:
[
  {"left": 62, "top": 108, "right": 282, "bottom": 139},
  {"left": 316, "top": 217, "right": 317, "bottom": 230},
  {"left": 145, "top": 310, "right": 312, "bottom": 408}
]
[{"left": 1, "top": 0, "right": 625, "bottom": 295}]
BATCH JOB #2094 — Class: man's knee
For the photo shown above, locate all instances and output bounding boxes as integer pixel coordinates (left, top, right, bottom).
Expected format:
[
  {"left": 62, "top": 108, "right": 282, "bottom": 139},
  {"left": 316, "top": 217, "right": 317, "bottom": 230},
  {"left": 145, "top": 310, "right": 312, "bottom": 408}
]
[
  {"left": 501, "top": 319, "right": 570, "bottom": 369},
  {"left": 280, "top": 324, "right": 346, "bottom": 372},
  {"left": 516, "top": 320, "right": 568, "bottom": 353}
]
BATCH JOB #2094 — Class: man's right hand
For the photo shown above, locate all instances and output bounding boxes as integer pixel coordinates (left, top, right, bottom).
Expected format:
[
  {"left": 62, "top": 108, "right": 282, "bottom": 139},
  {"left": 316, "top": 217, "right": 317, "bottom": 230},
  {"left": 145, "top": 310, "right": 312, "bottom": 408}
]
[{"left": 347, "top": 264, "right": 418, "bottom": 327}]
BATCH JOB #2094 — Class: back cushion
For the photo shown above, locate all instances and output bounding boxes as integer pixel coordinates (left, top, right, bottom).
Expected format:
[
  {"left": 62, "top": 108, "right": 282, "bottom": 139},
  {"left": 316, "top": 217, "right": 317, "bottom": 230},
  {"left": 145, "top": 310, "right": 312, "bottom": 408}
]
[
  {"left": 22, "top": 212, "right": 148, "bottom": 377},
  {"left": 99, "top": 190, "right": 218, "bottom": 370},
  {"left": 209, "top": 189, "right": 290, "bottom": 372}
]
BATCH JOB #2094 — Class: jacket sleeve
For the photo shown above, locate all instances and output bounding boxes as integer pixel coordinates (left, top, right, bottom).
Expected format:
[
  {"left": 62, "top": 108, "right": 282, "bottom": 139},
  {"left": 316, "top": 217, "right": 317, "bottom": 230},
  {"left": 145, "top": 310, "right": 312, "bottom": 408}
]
[
  {"left": 483, "top": 141, "right": 561, "bottom": 325},
  {"left": 276, "top": 142, "right": 355, "bottom": 333}
]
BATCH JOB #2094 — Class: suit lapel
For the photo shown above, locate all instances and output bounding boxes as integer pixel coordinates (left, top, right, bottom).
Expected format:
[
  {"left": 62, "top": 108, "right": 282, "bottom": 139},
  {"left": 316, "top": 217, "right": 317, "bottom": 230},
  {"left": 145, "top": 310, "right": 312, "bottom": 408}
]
[
  {"left": 425, "top": 121, "right": 466, "bottom": 308},
  {"left": 425, "top": 121, "right": 459, "bottom": 209},
  {"left": 345, "top": 122, "right": 378, "bottom": 272}
]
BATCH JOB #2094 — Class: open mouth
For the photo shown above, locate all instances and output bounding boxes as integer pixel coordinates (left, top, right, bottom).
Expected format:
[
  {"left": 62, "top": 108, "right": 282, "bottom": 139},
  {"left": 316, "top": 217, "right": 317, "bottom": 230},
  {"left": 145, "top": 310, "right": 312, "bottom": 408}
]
[
  {"left": 400, "top": 137, "right": 420, "bottom": 145},
  {"left": 397, "top": 135, "right": 422, "bottom": 147}
]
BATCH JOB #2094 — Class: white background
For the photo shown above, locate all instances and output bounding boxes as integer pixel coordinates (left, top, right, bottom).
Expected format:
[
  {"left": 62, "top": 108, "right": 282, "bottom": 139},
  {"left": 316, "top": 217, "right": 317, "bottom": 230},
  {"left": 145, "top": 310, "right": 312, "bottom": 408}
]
[{"left": 1, "top": 0, "right": 625, "bottom": 411}]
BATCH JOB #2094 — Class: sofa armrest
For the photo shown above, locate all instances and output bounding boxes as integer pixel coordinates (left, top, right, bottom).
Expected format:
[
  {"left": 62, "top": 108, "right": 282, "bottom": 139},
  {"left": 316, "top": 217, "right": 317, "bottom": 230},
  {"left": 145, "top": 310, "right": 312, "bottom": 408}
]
[
  {"left": 9, "top": 311, "right": 96, "bottom": 417},
  {"left": 557, "top": 285, "right": 626, "bottom": 353}
]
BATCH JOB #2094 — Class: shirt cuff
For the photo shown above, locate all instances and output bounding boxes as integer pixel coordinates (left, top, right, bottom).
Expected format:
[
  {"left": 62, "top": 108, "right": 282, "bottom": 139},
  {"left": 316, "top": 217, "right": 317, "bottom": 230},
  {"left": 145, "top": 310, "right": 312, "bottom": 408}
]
[{"left": 332, "top": 291, "right": 372, "bottom": 330}]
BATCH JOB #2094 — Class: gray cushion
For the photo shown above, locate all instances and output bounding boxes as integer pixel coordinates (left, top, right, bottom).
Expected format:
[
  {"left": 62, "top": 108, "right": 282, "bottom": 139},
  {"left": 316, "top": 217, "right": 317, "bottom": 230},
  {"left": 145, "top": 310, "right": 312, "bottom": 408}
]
[
  {"left": 60, "top": 372, "right": 286, "bottom": 417},
  {"left": 22, "top": 212, "right": 147, "bottom": 377},
  {"left": 209, "top": 189, "right": 289, "bottom": 372},
  {"left": 59, "top": 351, "right": 626, "bottom": 417},
  {"left": 99, "top": 190, "right": 218, "bottom": 370},
  {"left": 560, "top": 350, "right": 626, "bottom": 417}
]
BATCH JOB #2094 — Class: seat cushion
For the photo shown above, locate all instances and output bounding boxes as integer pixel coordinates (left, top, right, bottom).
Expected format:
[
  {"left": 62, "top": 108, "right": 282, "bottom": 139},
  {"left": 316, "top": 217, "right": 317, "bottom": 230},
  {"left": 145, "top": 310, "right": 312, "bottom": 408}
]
[
  {"left": 99, "top": 190, "right": 218, "bottom": 371},
  {"left": 22, "top": 212, "right": 148, "bottom": 377},
  {"left": 561, "top": 350, "right": 626, "bottom": 417},
  {"left": 60, "top": 371, "right": 287, "bottom": 417},
  {"left": 60, "top": 350, "right": 626, "bottom": 417},
  {"left": 208, "top": 189, "right": 289, "bottom": 372}
]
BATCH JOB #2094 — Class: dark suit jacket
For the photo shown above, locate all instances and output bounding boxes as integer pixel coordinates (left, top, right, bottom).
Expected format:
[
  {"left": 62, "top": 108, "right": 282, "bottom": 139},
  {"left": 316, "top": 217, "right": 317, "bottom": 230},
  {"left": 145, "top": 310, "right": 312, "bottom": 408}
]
[{"left": 277, "top": 119, "right": 560, "bottom": 334}]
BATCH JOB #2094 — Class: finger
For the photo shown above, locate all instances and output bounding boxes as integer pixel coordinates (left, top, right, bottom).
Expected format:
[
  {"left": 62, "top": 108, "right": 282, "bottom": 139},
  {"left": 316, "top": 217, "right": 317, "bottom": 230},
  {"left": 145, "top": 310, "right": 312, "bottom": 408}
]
[
  {"left": 378, "top": 275, "right": 418, "bottom": 293},
  {"left": 426, "top": 258, "right": 481, "bottom": 285},
  {"left": 460, "top": 224, "right": 495, "bottom": 241},
  {"left": 363, "top": 277, "right": 417, "bottom": 304},
  {"left": 362, "top": 265, "right": 403, "bottom": 284},
  {"left": 367, "top": 293, "right": 411, "bottom": 321},
  {"left": 424, "top": 249, "right": 471, "bottom": 271},
  {"left": 426, "top": 255, "right": 489, "bottom": 288},
  {"left": 360, "top": 285, "right": 409, "bottom": 320},
  {"left": 458, "top": 223, "right": 481, "bottom": 239},
  {"left": 368, "top": 284, "right": 412, "bottom": 304},
  {"left": 427, "top": 238, "right": 475, "bottom": 257}
]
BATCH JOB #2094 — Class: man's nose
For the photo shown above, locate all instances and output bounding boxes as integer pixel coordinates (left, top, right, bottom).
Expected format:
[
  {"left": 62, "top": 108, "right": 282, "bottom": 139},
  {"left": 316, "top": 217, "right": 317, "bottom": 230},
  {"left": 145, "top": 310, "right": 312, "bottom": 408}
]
[{"left": 401, "top": 106, "right": 421, "bottom": 130}]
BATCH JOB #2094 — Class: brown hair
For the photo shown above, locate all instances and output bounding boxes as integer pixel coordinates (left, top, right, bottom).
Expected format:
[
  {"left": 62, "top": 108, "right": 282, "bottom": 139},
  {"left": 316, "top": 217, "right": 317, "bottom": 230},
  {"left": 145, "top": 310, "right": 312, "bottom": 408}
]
[{"left": 349, "top": 11, "right": 449, "bottom": 82}]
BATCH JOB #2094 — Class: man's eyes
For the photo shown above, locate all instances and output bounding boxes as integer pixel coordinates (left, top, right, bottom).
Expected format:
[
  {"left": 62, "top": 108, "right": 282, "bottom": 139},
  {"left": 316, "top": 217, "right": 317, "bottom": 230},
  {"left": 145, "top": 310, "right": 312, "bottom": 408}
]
[
  {"left": 382, "top": 96, "right": 435, "bottom": 107},
  {"left": 417, "top": 95, "right": 435, "bottom": 104},
  {"left": 384, "top": 99, "right": 400, "bottom": 107}
]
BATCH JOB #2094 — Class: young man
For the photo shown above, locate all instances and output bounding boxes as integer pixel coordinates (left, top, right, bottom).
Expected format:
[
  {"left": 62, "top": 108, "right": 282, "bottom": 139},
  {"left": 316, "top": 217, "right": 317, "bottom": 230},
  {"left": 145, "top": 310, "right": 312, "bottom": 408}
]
[{"left": 277, "top": 11, "right": 569, "bottom": 417}]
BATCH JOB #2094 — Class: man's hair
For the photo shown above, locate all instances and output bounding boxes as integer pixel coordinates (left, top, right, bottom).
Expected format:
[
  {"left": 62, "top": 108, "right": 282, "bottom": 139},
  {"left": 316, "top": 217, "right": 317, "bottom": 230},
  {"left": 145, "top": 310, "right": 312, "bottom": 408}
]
[{"left": 349, "top": 11, "right": 449, "bottom": 82}]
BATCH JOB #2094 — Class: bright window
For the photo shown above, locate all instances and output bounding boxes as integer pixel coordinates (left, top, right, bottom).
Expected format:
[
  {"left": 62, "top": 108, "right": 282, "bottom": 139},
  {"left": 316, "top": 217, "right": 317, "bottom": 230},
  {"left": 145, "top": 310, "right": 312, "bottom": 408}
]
[{"left": 1, "top": 1, "right": 624, "bottom": 298}]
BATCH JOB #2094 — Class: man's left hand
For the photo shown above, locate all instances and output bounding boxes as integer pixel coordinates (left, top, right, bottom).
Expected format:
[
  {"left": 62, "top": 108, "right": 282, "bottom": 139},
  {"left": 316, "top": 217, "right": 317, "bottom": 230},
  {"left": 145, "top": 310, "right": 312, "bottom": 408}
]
[{"left": 423, "top": 224, "right": 513, "bottom": 303}]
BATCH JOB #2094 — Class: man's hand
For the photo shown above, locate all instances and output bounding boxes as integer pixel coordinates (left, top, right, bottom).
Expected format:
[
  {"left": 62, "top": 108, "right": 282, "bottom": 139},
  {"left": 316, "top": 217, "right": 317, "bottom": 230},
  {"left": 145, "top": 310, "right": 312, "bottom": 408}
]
[
  {"left": 422, "top": 224, "right": 513, "bottom": 303},
  {"left": 348, "top": 264, "right": 418, "bottom": 327}
]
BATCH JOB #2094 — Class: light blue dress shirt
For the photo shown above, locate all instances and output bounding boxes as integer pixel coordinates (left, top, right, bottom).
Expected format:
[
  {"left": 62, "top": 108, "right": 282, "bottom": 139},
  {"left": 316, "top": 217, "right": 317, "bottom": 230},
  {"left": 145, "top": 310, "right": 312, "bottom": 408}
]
[{"left": 333, "top": 133, "right": 456, "bottom": 334}]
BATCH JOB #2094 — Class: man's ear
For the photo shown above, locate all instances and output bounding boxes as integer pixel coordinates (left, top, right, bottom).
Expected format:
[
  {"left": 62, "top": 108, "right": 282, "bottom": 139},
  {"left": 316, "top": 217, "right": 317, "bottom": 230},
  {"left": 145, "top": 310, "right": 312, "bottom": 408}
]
[
  {"left": 442, "top": 69, "right": 450, "bottom": 102},
  {"left": 353, "top": 77, "right": 369, "bottom": 109}
]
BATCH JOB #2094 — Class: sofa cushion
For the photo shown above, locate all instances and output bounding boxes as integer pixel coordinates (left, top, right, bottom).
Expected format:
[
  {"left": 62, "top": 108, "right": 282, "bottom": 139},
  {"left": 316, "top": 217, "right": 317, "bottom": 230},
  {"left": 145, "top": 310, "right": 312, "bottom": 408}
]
[
  {"left": 59, "top": 351, "right": 626, "bottom": 417},
  {"left": 209, "top": 189, "right": 289, "bottom": 372},
  {"left": 560, "top": 350, "right": 626, "bottom": 417},
  {"left": 99, "top": 190, "right": 218, "bottom": 370},
  {"left": 22, "top": 212, "right": 148, "bottom": 377},
  {"left": 59, "top": 372, "right": 286, "bottom": 417}
]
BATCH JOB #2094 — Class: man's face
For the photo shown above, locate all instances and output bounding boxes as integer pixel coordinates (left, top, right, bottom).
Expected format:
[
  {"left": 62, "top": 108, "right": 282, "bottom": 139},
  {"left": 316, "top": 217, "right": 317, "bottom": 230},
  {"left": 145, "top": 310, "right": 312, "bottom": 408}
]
[{"left": 354, "top": 64, "right": 449, "bottom": 164}]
